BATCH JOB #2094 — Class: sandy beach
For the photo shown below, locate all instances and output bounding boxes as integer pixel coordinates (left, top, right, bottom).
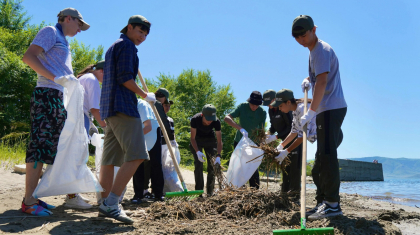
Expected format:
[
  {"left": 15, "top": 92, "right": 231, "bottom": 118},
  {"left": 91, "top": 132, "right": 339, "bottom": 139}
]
[{"left": 0, "top": 167, "right": 419, "bottom": 235}]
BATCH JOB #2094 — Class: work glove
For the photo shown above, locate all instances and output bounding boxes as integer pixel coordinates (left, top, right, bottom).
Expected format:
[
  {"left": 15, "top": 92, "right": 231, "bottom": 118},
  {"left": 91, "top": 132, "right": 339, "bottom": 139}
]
[
  {"left": 54, "top": 75, "right": 77, "bottom": 87},
  {"left": 240, "top": 128, "right": 248, "bottom": 138},
  {"left": 196, "top": 151, "right": 205, "bottom": 163},
  {"left": 144, "top": 92, "right": 156, "bottom": 103},
  {"left": 265, "top": 135, "right": 277, "bottom": 144},
  {"left": 275, "top": 149, "right": 289, "bottom": 163},
  {"left": 170, "top": 140, "right": 179, "bottom": 148},
  {"left": 300, "top": 109, "right": 317, "bottom": 127},
  {"left": 301, "top": 77, "right": 311, "bottom": 92},
  {"left": 215, "top": 156, "right": 221, "bottom": 165},
  {"left": 89, "top": 125, "right": 99, "bottom": 137},
  {"left": 276, "top": 143, "right": 284, "bottom": 151}
]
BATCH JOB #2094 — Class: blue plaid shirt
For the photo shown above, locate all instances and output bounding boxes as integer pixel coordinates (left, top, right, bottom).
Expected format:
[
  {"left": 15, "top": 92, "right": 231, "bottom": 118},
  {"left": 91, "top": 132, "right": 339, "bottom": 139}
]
[{"left": 100, "top": 34, "right": 139, "bottom": 120}]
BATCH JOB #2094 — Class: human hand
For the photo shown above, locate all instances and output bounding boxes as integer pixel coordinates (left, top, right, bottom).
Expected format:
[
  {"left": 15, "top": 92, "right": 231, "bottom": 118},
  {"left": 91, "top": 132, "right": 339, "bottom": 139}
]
[
  {"left": 275, "top": 150, "right": 289, "bottom": 163},
  {"left": 144, "top": 92, "right": 156, "bottom": 103},
  {"left": 301, "top": 77, "right": 311, "bottom": 92},
  {"left": 276, "top": 143, "right": 284, "bottom": 151},
  {"left": 54, "top": 75, "right": 77, "bottom": 86},
  {"left": 215, "top": 156, "right": 221, "bottom": 165},
  {"left": 170, "top": 140, "right": 179, "bottom": 148},
  {"left": 196, "top": 151, "right": 205, "bottom": 163},
  {"left": 300, "top": 109, "right": 317, "bottom": 127},
  {"left": 265, "top": 135, "right": 277, "bottom": 144},
  {"left": 240, "top": 128, "right": 248, "bottom": 138}
]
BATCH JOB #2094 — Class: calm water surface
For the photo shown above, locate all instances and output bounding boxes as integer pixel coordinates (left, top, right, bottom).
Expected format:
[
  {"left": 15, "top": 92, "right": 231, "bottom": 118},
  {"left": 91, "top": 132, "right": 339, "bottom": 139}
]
[{"left": 307, "top": 178, "right": 420, "bottom": 207}]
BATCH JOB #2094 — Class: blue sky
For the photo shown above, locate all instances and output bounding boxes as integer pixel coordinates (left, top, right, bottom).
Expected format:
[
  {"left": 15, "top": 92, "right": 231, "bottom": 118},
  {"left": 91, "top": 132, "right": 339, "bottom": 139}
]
[{"left": 23, "top": 0, "right": 419, "bottom": 160}]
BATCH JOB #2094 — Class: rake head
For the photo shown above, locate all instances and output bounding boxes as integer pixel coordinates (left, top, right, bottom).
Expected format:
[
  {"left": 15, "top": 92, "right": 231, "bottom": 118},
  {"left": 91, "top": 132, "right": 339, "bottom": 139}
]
[
  {"left": 273, "top": 227, "right": 334, "bottom": 235},
  {"left": 165, "top": 190, "right": 204, "bottom": 202}
]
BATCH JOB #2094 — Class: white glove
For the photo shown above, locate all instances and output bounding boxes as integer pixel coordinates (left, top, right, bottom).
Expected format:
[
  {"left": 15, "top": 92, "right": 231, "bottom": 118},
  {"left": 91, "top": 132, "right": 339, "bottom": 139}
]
[
  {"left": 170, "top": 140, "right": 178, "bottom": 148},
  {"left": 300, "top": 109, "right": 317, "bottom": 127},
  {"left": 301, "top": 77, "right": 311, "bottom": 92},
  {"left": 196, "top": 151, "right": 205, "bottom": 163},
  {"left": 265, "top": 135, "right": 277, "bottom": 144},
  {"left": 89, "top": 125, "right": 99, "bottom": 136},
  {"left": 144, "top": 92, "right": 156, "bottom": 103},
  {"left": 275, "top": 149, "right": 289, "bottom": 163},
  {"left": 215, "top": 156, "right": 221, "bottom": 165},
  {"left": 54, "top": 75, "right": 77, "bottom": 86},
  {"left": 276, "top": 143, "right": 284, "bottom": 151},
  {"left": 240, "top": 128, "right": 248, "bottom": 138}
]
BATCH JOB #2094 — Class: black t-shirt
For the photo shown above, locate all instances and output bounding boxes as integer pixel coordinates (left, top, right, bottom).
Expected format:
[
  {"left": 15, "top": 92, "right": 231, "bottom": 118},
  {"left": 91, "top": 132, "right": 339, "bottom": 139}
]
[
  {"left": 190, "top": 113, "right": 221, "bottom": 139},
  {"left": 268, "top": 108, "right": 292, "bottom": 140}
]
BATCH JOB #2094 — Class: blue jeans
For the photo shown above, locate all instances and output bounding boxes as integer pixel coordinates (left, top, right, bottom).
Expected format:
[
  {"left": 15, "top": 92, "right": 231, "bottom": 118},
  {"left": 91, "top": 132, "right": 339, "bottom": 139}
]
[{"left": 84, "top": 114, "right": 89, "bottom": 137}]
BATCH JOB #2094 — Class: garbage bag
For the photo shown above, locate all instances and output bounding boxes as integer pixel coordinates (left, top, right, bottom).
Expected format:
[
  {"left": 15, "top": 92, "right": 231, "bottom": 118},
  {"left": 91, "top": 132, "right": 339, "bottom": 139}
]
[
  {"left": 161, "top": 144, "right": 183, "bottom": 193},
  {"left": 91, "top": 133, "right": 125, "bottom": 204},
  {"left": 226, "top": 137, "right": 264, "bottom": 188},
  {"left": 33, "top": 79, "right": 102, "bottom": 198}
]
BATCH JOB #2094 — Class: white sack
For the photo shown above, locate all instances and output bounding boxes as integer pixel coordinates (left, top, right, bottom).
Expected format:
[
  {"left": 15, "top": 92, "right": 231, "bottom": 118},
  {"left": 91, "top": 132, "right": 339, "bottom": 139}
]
[
  {"left": 33, "top": 79, "right": 102, "bottom": 198},
  {"left": 226, "top": 137, "right": 264, "bottom": 188},
  {"left": 161, "top": 144, "right": 183, "bottom": 193}
]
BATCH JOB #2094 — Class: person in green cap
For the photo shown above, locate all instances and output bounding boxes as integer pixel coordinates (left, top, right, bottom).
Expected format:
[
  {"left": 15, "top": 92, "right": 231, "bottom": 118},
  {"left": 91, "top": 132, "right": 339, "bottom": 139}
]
[
  {"left": 99, "top": 15, "right": 156, "bottom": 224},
  {"left": 224, "top": 91, "right": 266, "bottom": 189},
  {"left": 263, "top": 89, "right": 302, "bottom": 195},
  {"left": 154, "top": 88, "right": 175, "bottom": 147},
  {"left": 291, "top": 15, "right": 347, "bottom": 220},
  {"left": 21, "top": 7, "right": 90, "bottom": 216},
  {"left": 190, "top": 104, "right": 223, "bottom": 196}
]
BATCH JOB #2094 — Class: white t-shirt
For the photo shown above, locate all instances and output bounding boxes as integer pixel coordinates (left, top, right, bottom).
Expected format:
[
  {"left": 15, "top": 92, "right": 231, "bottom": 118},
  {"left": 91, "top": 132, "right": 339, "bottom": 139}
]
[
  {"left": 79, "top": 73, "right": 101, "bottom": 116},
  {"left": 137, "top": 99, "right": 159, "bottom": 151},
  {"left": 291, "top": 103, "right": 317, "bottom": 143}
]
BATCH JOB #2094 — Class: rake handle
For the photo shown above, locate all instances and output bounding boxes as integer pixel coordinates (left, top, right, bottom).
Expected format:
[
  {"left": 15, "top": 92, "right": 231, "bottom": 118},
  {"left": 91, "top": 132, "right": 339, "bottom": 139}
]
[
  {"left": 137, "top": 70, "right": 187, "bottom": 192},
  {"left": 300, "top": 88, "right": 309, "bottom": 229}
]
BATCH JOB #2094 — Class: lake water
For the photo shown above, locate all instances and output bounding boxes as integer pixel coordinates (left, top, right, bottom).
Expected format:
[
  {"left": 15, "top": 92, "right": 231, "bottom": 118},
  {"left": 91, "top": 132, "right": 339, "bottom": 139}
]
[{"left": 307, "top": 178, "right": 420, "bottom": 207}]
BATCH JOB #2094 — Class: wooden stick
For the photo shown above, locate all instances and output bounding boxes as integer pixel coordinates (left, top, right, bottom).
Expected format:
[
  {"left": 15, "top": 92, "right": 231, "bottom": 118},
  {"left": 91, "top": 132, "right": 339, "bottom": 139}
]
[
  {"left": 300, "top": 88, "right": 309, "bottom": 229},
  {"left": 137, "top": 70, "right": 187, "bottom": 191}
]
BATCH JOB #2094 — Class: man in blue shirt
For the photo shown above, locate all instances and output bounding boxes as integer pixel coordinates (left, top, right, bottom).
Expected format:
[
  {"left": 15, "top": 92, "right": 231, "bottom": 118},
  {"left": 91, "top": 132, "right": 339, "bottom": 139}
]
[{"left": 98, "top": 15, "right": 156, "bottom": 224}]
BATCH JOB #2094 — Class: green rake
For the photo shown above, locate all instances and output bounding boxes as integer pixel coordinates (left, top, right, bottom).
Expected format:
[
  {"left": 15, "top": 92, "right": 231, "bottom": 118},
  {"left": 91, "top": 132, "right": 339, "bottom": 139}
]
[
  {"left": 138, "top": 70, "right": 204, "bottom": 201},
  {"left": 273, "top": 88, "right": 334, "bottom": 235}
]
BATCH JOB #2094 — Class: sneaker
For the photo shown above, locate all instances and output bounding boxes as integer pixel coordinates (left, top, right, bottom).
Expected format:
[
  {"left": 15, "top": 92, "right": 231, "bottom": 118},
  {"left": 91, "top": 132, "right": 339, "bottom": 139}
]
[
  {"left": 130, "top": 197, "right": 144, "bottom": 204},
  {"left": 308, "top": 202, "right": 343, "bottom": 220},
  {"left": 22, "top": 201, "right": 53, "bottom": 216},
  {"left": 143, "top": 192, "right": 155, "bottom": 200},
  {"left": 154, "top": 196, "right": 165, "bottom": 202},
  {"left": 98, "top": 207, "right": 133, "bottom": 217},
  {"left": 77, "top": 194, "right": 90, "bottom": 203},
  {"left": 38, "top": 199, "right": 56, "bottom": 210},
  {"left": 98, "top": 201, "right": 134, "bottom": 224},
  {"left": 65, "top": 194, "right": 93, "bottom": 209},
  {"left": 306, "top": 203, "right": 322, "bottom": 217}
]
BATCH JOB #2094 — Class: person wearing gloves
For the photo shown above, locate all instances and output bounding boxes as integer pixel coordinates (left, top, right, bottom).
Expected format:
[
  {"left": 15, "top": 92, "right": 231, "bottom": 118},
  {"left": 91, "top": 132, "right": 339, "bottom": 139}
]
[
  {"left": 224, "top": 91, "right": 266, "bottom": 189},
  {"left": 292, "top": 15, "right": 347, "bottom": 220},
  {"left": 163, "top": 100, "right": 178, "bottom": 148},
  {"left": 77, "top": 60, "right": 107, "bottom": 136},
  {"left": 263, "top": 90, "right": 302, "bottom": 195},
  {"left": 98, "top": 15, "right": 156, "bottom": 224},
  {"left": 131, "top": 98, "right": 164, "bottom": 203},
  {"left": 21, "top": 7, "right": 90, "bottom": 216},
  {"left": 190, "top": 104, "right": 223, "bottom": 196}
]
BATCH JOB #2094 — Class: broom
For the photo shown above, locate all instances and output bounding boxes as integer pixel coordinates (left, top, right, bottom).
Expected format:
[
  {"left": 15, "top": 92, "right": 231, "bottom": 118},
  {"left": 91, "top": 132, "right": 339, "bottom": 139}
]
[
  {"left": 137, "top": 70, "right": 203, "bottom": 200},
  {"left": 273, "top": 88, "right": 334, "bottom": 235}
]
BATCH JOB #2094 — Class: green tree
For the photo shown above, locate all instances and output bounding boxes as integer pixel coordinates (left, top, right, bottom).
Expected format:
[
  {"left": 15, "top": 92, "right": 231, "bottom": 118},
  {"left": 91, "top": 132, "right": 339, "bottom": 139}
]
[
  {"left": 0, "top": 0, "right": 30, "bottom": 30},
  {"left": 70, "top": 39, "right": 104, "bottom": 76},
  {"left": 145, "top": 69, "right": 237, "bottom": 160}
]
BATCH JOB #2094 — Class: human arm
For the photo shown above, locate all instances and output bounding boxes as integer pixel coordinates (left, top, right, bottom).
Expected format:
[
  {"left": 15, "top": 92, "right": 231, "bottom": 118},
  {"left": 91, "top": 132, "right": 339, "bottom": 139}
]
[
  {"left": 309, "top": 72, "right": 328, "bottom": 112},
  {"left": 90, "top": 108, "right": 106, "bottom": 127},
  {"left": 122, "top": 79, "right": 147, "bottom": 99},
  {"left": 278, "top": 132, "right": 298, "bottom": 149},
  {"left": 143, "top": 119, "right": 152, "bottom": 135},
  {"left": 215, "top": 130, "right": 223, "bottom": 155},
  {"left": 22, "top": 44, "right": 56, "bottom": 81},
  {"left": 190, "top": 127, "right": 200, "bottom": 153},
  {"left": 224, "top": 114, "right": 242, "bottom": 131}
]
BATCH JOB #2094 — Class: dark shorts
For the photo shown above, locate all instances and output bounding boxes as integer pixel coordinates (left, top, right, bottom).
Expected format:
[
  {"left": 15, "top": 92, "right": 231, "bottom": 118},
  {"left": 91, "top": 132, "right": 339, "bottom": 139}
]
[{"left": 26, "top": 87, "right": 67, "bottom": 165}]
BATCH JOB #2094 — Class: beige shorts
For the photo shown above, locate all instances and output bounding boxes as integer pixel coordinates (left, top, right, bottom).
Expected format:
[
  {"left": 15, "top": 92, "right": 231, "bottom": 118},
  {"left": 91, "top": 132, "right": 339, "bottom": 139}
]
[{"left": 102, "top": 112, "right": 149, "bottom": 167}]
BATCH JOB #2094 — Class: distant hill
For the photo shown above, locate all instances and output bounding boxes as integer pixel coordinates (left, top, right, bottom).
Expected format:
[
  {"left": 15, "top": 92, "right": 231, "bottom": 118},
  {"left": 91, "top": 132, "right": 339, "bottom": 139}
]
[{"left": 348, "top": 157, "right": 420, "bottom": 179}]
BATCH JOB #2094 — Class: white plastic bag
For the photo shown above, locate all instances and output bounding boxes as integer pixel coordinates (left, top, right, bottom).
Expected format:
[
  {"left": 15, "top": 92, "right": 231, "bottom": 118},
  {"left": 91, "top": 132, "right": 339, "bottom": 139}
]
[
  {"left": 91, "top": 133, "right": 125, "bottom": 203},
  {"left": 161, "top": 144, "right": 183, "bottom": 193},
  {"left": 33, "top": 79, "right": 102, "bottom": 198},
  {"left": 226, "top": 137, "right": 264, "bottom": 188}
]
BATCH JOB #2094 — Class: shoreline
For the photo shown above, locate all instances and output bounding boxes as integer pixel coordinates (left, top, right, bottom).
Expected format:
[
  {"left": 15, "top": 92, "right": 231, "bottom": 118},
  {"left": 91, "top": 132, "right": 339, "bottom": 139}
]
[{"left": 1, "top": 167, "right": 420, "bottom": 234}]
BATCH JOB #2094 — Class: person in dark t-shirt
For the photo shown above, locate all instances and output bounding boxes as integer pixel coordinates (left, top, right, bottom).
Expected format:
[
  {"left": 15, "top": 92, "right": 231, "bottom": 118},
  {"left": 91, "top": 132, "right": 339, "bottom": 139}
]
[{"left": 189, "top": 104, "right": 223, "bottom": 196}]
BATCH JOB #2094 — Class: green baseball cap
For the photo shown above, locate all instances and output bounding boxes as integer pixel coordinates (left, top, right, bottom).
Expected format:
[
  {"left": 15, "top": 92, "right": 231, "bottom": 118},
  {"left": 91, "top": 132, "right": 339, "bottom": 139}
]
[
  {"left": 202, "top": 104, "right": 217, "bottom": 121},
  {"left": 270, "top": 89, "right": 295, "bottom": 107},
  {"left": 95, "top": 60, "right": 105, "bottom": 70},
  {"left": 292, "top": 15, "right": 314, "bottom": 36},
  {"left": 57, "top": 8, "right": 90, "bottom": 31},
  {"left": 156, "top": 88, "right": 169, "bottom": 100},
  {"left": 121, "top": 15, "right": 150, "bottom": 34},
  {"left": 262, "top": 89, "right": 276, "bottom": 106}
]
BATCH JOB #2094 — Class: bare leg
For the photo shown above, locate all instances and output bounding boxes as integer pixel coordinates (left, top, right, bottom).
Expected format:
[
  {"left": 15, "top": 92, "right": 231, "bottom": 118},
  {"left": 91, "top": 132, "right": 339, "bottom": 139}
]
[
  {"left": 111, "top": 159, "right": 144, "bottom": 196},
  {"left": 24, "top": 162, "right": 43, "bottom": 205},
  {"left": 99, "top": 165, "right": 114, "bottom": 198}
]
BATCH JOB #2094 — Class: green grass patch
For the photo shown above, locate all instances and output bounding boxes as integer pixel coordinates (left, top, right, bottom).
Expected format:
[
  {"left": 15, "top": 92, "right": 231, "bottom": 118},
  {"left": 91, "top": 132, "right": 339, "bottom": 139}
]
[{"left": 0, "top": 137, "right": 26, "bottom": 168}]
